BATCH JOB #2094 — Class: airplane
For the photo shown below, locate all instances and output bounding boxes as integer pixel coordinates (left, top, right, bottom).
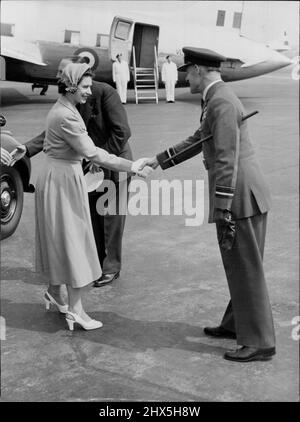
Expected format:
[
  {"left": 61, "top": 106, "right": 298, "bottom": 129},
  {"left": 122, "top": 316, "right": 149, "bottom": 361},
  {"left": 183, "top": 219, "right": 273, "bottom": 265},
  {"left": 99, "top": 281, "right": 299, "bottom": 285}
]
[{"left": 0, "top": 15, "right": 292, "bottom": 94}]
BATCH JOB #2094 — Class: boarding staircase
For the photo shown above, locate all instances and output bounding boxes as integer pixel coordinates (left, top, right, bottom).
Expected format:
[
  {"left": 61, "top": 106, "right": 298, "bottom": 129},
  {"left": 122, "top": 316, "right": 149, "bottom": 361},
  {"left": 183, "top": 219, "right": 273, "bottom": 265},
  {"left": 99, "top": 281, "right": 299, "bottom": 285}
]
[{"left": 132, "top": 46, "right": 159, "bottom": 104}]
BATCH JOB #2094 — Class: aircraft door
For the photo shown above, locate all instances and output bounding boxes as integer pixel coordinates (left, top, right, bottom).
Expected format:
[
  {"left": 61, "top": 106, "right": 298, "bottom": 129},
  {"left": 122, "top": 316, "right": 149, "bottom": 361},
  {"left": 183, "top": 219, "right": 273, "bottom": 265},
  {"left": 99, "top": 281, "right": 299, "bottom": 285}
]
[
  {"left": 132, "top": 24, "right": 159, "bottom": 67},
  {"left": 109, "top": 17, "right": 134, "bottom": 63}
]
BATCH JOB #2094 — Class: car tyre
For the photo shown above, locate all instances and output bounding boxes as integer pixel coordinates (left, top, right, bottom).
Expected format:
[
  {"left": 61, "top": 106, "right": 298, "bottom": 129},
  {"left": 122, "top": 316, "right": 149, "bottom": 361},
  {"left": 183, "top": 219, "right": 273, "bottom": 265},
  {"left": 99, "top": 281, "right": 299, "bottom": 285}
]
[{"left": 1, "top": 165, "right": 24, "bottom": 240}]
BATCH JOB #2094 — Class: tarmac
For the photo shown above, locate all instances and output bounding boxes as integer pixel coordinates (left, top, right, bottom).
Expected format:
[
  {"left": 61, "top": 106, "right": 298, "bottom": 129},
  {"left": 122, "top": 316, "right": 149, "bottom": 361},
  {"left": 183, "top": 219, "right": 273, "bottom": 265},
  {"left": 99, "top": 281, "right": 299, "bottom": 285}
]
[{"left": 0, "top": 65, "right": 299, "bottom": 402}]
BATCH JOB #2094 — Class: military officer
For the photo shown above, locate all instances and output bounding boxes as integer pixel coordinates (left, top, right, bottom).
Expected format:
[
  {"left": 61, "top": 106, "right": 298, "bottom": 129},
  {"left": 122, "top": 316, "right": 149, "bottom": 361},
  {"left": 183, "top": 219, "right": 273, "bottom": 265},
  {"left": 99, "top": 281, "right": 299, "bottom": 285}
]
[{"left": 144, "top": 47, "right": 276, "bottom": 362}]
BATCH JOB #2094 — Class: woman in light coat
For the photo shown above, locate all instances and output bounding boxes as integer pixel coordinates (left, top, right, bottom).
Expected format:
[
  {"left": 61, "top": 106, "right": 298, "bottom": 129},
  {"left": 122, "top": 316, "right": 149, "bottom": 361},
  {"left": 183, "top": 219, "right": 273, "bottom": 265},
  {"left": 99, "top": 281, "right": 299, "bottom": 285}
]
[{"left": 36, "top": 63, "right": 152, "bottom": 330}]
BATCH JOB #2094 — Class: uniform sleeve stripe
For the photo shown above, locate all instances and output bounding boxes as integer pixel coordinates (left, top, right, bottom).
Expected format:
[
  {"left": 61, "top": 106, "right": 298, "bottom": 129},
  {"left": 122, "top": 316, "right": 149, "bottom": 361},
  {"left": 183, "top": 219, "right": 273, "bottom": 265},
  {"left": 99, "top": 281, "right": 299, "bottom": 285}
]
[
  {"left": 216, "top": 192, "right": 234, "bottom": 197},
  {"left": 170, "top": 146, "right": 179, "bottom": 165},
  {"left": 216, "top": 185, "right": 235, "bottom": 193},
  {"left": 167, "top": 148, "right": 176, "bottom": 167}
]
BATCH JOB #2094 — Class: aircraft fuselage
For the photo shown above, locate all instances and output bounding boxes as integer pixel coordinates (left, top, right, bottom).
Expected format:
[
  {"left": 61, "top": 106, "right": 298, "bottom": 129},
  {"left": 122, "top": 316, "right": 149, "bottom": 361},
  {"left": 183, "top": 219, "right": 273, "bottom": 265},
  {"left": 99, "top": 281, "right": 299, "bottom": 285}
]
[{"left": 2, "top": 15, "right": 292, "bottom": 88}]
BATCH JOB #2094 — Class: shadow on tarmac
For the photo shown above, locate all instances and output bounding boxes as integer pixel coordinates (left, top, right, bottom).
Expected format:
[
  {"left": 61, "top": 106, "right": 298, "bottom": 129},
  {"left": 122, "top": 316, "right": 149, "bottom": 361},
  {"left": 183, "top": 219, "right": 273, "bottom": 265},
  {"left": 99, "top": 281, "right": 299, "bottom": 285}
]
[
  {"left": 2, "top": 266, "right": 45, "bottom": 285},
  {"left": 0, "top": 88, "right": 56, "bottom": 107},
  {"left": 2, "top": 295, "right": 229, "bottom": 356}
]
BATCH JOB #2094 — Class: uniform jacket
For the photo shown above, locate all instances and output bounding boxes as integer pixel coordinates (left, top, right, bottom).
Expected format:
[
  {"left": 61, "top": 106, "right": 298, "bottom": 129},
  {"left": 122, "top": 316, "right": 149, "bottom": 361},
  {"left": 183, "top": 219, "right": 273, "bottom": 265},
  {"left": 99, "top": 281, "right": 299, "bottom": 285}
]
[
  {"left": 112, "top": 60, "right": 130, "bottom": 83},
  {"left": 157, "top": 81, "right": 271, "bottom": 223},
  {"left": 161, "top": 61, "right": 178, "bottom": 82}
]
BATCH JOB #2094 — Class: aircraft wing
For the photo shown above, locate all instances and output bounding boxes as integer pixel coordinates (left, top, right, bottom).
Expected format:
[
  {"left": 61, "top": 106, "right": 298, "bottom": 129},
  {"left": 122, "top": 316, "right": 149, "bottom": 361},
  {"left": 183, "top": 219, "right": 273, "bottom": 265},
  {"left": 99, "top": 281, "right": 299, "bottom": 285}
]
[
  {"left": 181, "top": 29, "right": 288, "bottom": 68},
  {"left": 1, "top": 36, "right": 46, "bottom": 66}
]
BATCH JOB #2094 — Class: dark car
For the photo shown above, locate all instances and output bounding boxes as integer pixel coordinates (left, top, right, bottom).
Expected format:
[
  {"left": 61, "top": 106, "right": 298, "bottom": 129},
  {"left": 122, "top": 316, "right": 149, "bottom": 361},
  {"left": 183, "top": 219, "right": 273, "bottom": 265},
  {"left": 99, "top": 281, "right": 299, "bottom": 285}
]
[{"left": 1, "top": 115, "right": 34, "bottom": 239}]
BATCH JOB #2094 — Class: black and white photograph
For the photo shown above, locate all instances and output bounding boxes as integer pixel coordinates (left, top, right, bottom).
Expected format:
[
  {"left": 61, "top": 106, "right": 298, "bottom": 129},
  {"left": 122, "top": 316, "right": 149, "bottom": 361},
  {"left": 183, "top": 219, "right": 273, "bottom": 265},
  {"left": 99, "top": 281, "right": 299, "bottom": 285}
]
[{"left": 0, "top": 0, "right": 299, "bottom": 406}]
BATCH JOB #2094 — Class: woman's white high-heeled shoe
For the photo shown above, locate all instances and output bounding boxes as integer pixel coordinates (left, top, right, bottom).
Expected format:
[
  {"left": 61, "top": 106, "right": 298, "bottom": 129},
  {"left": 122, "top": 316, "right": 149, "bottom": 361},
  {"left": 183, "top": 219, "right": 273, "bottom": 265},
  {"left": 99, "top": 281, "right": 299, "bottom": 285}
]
[
  {"left": 44, "top": 291, "right": 68, "bottom": 314},
  {"left": 66, "top": 311, "right": 103, "bottom": 331}
]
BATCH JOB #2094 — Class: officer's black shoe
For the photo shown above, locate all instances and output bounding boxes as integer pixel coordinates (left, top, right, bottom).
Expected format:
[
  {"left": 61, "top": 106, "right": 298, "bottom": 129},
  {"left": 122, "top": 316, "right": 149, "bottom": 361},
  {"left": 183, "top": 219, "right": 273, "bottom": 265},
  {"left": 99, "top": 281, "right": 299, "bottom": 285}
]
[
  {"left": 224, "top": 346, "right": 276, "bottom": 362},
  {"left": 94, "top": 272, "right": 120, "bottom": 287},
  {"left": 203, "top": 326, "right": 237, "bottom": 339}
]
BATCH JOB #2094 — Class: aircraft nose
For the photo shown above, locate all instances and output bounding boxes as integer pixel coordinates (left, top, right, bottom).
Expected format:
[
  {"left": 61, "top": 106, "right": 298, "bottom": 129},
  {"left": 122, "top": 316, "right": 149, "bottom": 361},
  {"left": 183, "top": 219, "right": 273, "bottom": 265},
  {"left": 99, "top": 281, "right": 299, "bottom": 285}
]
[
  {"left": 276, "top": 53, "right": 293, "bottom": 69},
  {"left": 244, "top": 50, "right": 294, "bottom": 78},
  {"left": 268, "top": 50, "right": 293, "bottom": 72}
]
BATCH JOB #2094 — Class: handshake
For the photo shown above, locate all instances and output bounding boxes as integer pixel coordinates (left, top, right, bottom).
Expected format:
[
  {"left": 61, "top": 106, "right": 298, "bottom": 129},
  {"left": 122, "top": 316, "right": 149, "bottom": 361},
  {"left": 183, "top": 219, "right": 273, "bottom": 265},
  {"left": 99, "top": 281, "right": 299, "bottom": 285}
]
[
  {"left": 1, "top": 145, "right": 160, "bottom": 179},
  {"left": 130, "top": 156, "right": 159, "bottom": 178},
  {"left": 88, "top": 156, "right": 160, "bottom": 179}
]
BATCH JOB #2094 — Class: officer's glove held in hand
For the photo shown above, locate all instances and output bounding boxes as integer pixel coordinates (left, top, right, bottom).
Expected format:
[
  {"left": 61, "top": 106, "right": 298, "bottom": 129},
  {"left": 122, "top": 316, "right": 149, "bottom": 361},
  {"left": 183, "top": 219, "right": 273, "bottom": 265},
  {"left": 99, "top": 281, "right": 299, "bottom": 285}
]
[{"left": 215, "top": 209, "right": 236, "bottom": 251}]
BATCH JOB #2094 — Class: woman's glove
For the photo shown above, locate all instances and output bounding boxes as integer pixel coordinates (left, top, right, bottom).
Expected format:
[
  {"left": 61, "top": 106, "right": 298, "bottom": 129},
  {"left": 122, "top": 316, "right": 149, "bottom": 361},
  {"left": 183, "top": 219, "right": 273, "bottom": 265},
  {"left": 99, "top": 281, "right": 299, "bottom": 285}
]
[
  {"left": 215, "top": 209, "right": 236, "bottom": 251},
  {"left": 89, "top": 163, "right": 103, "bottom": 174},
  {"left": 1, "top": 147, "right": 13, "bottom": 166}
]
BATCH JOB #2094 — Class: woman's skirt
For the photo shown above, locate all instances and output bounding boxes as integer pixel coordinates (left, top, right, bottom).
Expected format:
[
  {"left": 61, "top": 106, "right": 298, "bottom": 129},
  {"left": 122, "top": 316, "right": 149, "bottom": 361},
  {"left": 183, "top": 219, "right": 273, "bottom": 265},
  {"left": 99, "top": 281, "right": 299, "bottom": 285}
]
[{"left": 35, "top": 157, "right": 101, "bottom": 288}]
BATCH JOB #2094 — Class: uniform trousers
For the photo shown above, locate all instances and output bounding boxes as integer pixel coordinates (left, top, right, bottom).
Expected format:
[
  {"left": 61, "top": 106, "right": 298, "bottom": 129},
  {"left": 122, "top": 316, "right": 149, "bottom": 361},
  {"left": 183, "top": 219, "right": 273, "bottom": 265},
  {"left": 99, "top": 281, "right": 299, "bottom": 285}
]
[
  {"left": 217, "top": 212, "right": 276, "bottom": 348},
  {"left": 115, "top": 77, "right": 128, "bottom": 103},
  {"left": 165, "top": 80, "right": 176, "bottom": 102}
]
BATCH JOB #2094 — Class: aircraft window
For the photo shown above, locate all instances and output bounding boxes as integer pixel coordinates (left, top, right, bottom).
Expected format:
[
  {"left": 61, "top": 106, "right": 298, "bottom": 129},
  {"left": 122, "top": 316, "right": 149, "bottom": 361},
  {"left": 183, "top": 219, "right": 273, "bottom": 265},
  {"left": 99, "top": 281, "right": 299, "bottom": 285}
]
[
  {"left": 64, "top": 30, "right": 80, "bottom": 45},
  {"left": 115, "top": 21, "right": 131, "bottom": 41},
  {"left": 233, "top": 12, "right": 242, "bottom": 29},
  {"left": 1, "top": 23, "right": 15, "bottom": 37},
  {"left": 216, "top": 10, "right": 226, "bottom": 27},
  {"left": 96, "top": 34, "right": 109, "bottom": 48}
]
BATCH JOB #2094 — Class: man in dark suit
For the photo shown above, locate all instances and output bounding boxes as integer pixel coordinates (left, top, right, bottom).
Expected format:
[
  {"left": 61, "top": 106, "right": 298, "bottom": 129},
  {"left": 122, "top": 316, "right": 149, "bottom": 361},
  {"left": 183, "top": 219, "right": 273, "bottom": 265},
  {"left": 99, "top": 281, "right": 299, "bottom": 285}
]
[
  {"left": 79, "top": 81, "right": 132, "bottom": 286},
  {"left": 19, "top": 80, "right": 132, "bottom": 287},
  {"left": 144, "top": 47, "right": 276, "bottom": 362}
]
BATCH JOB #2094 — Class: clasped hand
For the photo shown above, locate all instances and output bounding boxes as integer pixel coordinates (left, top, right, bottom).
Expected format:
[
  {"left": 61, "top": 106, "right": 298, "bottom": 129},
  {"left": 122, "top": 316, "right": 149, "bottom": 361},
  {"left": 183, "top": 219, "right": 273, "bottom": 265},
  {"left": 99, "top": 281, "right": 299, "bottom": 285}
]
[
  {"left": 87, "top": 157, "right": 158, "bottom": 179},
  {"left": 131, "top": 158, "right": 157, "bottom": 178},
  {"left": 131, "top": 156, "right": 159, "bottom": 178}
]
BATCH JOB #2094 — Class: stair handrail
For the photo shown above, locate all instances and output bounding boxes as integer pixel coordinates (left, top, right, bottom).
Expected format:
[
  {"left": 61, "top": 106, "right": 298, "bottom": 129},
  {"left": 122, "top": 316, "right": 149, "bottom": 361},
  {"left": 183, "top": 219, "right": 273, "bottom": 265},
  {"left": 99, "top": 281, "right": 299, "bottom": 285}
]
[
  {"left": 132, "top": 46, "right": 138, "bottom": 104},
  {"left": 154, "top": 45, "right": 159, "bottom": 89}
]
